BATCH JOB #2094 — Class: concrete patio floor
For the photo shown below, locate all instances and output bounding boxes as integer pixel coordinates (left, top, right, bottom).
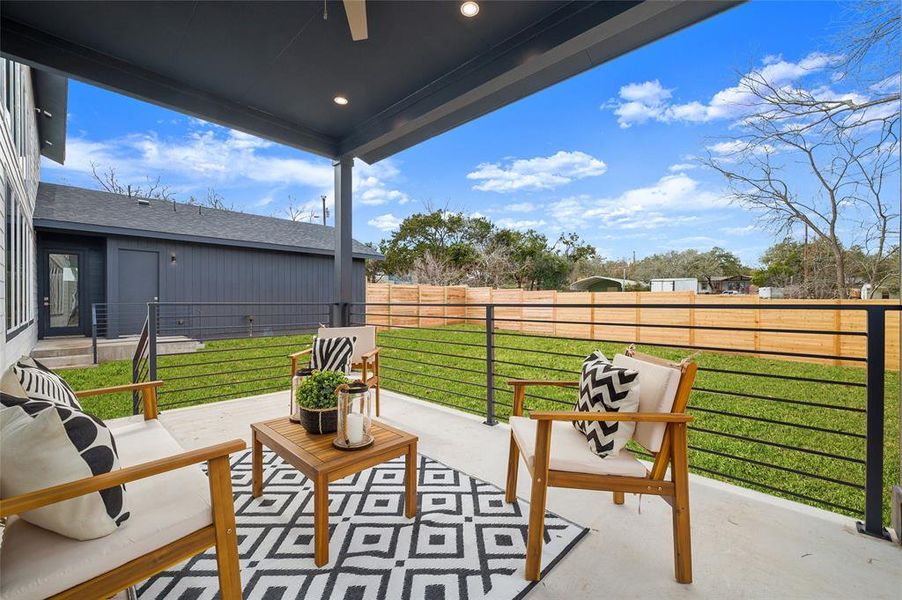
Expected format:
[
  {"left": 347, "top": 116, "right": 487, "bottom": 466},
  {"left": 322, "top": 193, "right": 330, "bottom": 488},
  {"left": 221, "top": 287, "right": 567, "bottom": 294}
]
[{"left": 114, "top": 389, "right": 902, "bottom": 599}]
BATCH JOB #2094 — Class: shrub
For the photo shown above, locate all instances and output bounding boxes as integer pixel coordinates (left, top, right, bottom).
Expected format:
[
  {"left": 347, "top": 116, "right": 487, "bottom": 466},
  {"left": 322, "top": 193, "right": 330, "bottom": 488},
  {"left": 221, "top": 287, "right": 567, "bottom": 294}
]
[{"left": 295, "top": 370, "right": 349, "bottom": 410}]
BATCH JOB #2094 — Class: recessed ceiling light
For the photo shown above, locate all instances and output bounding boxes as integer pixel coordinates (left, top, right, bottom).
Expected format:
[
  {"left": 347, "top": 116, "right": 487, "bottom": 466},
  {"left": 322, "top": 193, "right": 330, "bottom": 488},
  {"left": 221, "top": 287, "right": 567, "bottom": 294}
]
[
  {"left": 333, "top": 96, "right": 349, "bottom": 106},
  {"left": 460, "top": 1, "right": 479, "bottom": 18}
]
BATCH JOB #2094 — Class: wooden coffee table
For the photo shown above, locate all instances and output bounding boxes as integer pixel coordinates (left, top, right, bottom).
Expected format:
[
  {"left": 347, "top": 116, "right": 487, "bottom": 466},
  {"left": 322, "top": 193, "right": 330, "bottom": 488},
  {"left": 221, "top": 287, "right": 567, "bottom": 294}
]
[{"left": 250, "top": 417, "right": 418, "bottom": 566}]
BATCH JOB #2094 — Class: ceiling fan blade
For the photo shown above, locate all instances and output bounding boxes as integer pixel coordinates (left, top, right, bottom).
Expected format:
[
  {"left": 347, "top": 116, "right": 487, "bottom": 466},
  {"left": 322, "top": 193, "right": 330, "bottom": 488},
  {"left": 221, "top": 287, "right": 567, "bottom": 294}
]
[{"left": 342, "top": 0, "right": 368, "bottom": 41}]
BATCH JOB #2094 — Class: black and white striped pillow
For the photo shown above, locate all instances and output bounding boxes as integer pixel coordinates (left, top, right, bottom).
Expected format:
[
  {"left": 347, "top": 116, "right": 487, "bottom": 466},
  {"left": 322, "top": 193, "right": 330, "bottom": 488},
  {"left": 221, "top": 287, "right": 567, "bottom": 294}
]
[
  {"left": 310, "top": 336, "right": 357, "bottom": 373},
  {"left": 13, "top": 357, "right": 82, "bottom": 410},
  {"left": 574, "top": 351, "right": 641, "bottom": 457}
]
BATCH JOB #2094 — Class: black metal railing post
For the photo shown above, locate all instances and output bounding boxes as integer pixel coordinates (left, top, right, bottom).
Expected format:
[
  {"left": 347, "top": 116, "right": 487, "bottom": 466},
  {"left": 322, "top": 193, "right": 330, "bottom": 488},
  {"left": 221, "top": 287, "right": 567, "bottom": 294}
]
[
  {"left": 91, "top": 304, "right": 98, "bottom": 364},
  {"left": 858, "top": 306, "right": 890, "bottom": 539},
  {"left": 484, "top": 304, "right": 497, "bottom": 426},
  {"left": 148, "top": 302, "right": 158, "bottom": 383}
]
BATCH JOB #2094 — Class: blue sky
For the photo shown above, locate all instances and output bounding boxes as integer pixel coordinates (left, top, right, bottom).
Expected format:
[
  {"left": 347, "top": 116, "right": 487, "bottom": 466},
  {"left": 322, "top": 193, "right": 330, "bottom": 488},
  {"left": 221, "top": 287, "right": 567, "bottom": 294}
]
[{"left": 41, "top": 0, "right": 883, "bottom": 266}]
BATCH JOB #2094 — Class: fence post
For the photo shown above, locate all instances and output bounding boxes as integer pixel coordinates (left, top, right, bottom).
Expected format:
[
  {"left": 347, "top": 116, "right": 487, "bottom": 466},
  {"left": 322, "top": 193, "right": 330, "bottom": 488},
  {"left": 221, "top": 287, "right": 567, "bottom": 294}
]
[
  {"left": 148, "top": 302, "right": 158, "bottom": 383},
  {"left": 91, "top": 304, "right": 98, "bottom": 365},
  {"left": 857, "top": 306, "right": 889, "bottom": 539},
  {"left": 484, "top": 304, "right": 497, "bottom": 426}
]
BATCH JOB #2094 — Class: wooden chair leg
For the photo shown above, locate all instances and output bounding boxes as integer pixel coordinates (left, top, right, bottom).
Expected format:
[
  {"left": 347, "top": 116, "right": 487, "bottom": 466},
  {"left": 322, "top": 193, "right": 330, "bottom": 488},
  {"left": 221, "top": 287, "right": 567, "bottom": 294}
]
[
  {"left": 375, "top": 381, "right": 381, "bottom": 417},
  {"left": 613, "top": 491, "right": 625, "bottom": 505},
  {"left": 525, "top": 420, "right": 551, "bottom": 582},
  {"left": 208, "top": 456, "right": 242, "bottom": 599},
  {"left": 670, "top": 423, "right": 692, "bottom": 584},
  {"left": 505, "top": 433, "right": 519, "bottom": 503}
]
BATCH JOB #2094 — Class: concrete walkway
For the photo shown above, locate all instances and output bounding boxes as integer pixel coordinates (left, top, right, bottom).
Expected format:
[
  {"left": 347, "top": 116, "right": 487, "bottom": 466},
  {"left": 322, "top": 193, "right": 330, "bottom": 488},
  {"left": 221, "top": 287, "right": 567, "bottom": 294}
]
[{"left": 113, "top": 389, "right": 902, "bottom": 599}]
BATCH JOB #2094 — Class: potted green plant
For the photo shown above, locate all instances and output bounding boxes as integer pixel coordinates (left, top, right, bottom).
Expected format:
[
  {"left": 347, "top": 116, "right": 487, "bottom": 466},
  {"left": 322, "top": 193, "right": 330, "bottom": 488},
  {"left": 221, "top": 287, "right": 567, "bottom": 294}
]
[{"left": 294, "top": 370, "right": 349, "bottom": 434}]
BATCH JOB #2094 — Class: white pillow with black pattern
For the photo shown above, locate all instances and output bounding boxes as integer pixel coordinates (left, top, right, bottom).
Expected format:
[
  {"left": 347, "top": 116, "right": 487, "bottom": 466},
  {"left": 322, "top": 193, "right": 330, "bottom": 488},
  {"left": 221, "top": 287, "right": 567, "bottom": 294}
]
[
  {"left": 0, "top": 367, "right": 130, "bottom": 540},
  {"left": 12, "top": 356, "right": 82, "bottom": 409},
  {"left": 310, "top": 335, "right": 357, "bottom": 373},
  {"left": 573, "top": 350, "right": 641, "bottom": 457}
]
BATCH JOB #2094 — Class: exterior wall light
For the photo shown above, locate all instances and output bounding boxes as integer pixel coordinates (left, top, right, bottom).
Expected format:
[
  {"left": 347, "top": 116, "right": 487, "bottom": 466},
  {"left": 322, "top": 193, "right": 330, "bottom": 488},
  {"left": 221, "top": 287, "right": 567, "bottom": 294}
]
[{"left": 333, "top": 96, "right": 349, "bottom": 105}]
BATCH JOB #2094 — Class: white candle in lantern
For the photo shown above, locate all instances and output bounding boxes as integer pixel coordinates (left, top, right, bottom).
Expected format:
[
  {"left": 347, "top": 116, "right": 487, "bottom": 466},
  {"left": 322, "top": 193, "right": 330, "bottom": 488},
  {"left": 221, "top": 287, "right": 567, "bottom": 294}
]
[{"left": 346, "top": 413, "right": 365, "bottom": 444}]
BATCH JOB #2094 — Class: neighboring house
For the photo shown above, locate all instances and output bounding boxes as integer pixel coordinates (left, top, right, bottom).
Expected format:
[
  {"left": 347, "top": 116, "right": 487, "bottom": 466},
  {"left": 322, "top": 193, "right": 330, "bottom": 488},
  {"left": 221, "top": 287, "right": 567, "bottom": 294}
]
[
  {"left": 34, "top": 183, "right": 382, "bottom": 338},
  {"left": 650, "top": 278, "right": 699, "bottom": 293},
  {"left": 704, "top": 275, "right": 752, "bottom": 294},
  {"left": 0, "top": 59, "right": 67, "bottom": 370},
  {"left": 650, "top": 276, "right": 752, "bottom": 294},
  {"left": 569, "top": 276, "right": 640, "bottom": 293}
]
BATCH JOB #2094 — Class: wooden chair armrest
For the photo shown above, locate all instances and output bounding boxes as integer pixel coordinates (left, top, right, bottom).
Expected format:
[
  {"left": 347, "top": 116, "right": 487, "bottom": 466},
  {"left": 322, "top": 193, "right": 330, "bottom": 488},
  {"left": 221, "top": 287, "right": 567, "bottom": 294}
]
[
  {"left": 528, "top": 411, "right": 693, "bottom": 423},
  {"left": 288, "top": 348, "right": 312, "bottom": 360},
  {"left": 75, "top": 380, "right": 163, "bottom": 399},
  {"left": 507, "top": 379, "right": 579, "bottom": 388},
  {"left": 360, "top": 347, "right": 380, "bottom": 360},
  {"left": 0, "top": 439, "right": 246, "bottom": 518}
]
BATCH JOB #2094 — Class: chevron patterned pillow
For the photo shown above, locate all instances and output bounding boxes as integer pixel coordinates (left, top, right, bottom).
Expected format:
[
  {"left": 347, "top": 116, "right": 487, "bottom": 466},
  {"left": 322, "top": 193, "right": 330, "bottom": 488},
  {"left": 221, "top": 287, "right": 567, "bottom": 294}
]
[{"left": 574, "top": 351, "right": 641, "bottom": 457}]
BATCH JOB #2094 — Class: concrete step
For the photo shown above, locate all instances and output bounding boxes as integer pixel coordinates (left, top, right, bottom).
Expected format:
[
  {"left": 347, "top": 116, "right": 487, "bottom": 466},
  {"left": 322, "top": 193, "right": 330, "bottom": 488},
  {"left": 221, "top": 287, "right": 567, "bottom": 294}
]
[
  {"left": 32, "top": 344, "right": 92, "bottom": 359},
  {"left": 38, "top": 354, "right": 96, "bottom": 370}
]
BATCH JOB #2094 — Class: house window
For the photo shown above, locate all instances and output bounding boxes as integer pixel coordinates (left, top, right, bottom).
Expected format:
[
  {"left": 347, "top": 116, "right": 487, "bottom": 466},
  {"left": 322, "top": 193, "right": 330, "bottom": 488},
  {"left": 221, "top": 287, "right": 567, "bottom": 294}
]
[{"left": 5, "top": 183, "right": 32, "bottom": 337}]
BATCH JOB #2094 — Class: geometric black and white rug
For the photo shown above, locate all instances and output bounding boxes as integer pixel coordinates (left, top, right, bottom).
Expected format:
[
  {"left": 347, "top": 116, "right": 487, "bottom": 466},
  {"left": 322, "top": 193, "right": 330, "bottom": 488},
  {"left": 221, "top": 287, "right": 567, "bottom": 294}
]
[{"left": 138, "top": 450, "right": 587, "bottom": 599}]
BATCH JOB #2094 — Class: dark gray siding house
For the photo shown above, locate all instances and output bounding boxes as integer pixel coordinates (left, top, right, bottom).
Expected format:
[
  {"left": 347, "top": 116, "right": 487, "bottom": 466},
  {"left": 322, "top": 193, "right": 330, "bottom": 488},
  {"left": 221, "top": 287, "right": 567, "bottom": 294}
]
[{"left": 33, "top": 182, "right": 380, "bottom": 339}]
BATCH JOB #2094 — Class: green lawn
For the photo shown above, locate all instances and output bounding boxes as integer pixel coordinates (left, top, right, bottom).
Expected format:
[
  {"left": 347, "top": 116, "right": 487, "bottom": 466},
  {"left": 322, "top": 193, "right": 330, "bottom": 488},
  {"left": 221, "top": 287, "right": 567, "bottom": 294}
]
[{"left": 60, "top": 324, "right": 899, "bottom": 523}]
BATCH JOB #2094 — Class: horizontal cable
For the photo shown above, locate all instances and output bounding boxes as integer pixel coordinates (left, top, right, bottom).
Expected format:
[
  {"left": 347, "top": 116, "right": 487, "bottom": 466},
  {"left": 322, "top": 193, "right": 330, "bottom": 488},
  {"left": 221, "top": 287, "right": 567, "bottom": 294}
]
[
  {"left": 379, "top": 374, "right": 487, "bottom": 404},
  {"left": 691, "top": 387, "right": 865, "bottom": 413},
  {"left": 382, "top": 354, "right": 488, "bottom": 377},
  {"left": 158, "top": 383, "right": 287, "bottom": 409},
  {"left": 377, "top": 332, "right": 487, "bottom": 350},
  {"left": 491, "top": 329, "right": 864, "bottom": 363},
  {"left": 354, "top": 310, "right": 487, "bottom": 322},
  {"left": 355, "top": 301, "right": 899, "bottom": 311},
  {"left": 686, "top": 445, "right": 863, "bottom": 489},
  {"left": 160, "top": 340, "right": 306, "bottom": 356},
  {"left": 486, "top": 314, "right": 866, "bottom": 337},
  {"left": 158, "top": 320, "right": 323, "bottom": 333},
  {"left": 691, "top": 426, "right": 864, "bottom": 465},
  {"left": 380, "top": 364, "right": 487, "bottom": 390},
  {"left": 379, "top": 344, "right": 485, "bottom": 363},
  {"left": 687, "top": 405, "right": 865, "bottom": 439},
  {"left": 162, "top": 363, "right": 287, "bottom": 382},
  {"left": 696, "top": 366, "right": 865, "bottom": 388},
  {"left": 158, "top": 352, "right": 289, "bottom": 370},
  {"left": 351, "top": 320, "right": 485, "bottom": 337},
  {"left": 160, "top": 373, "right": 286, "bottom": 395}
]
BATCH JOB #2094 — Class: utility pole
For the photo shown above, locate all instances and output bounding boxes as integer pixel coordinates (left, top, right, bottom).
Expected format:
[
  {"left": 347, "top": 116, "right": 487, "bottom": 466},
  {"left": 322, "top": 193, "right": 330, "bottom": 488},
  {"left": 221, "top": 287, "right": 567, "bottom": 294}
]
[
  {"left": 803, "top": 223, "right": 809, "bottom": 288},
  {"left": 321, "top": 195, "right": 329, "bottom": 226}
]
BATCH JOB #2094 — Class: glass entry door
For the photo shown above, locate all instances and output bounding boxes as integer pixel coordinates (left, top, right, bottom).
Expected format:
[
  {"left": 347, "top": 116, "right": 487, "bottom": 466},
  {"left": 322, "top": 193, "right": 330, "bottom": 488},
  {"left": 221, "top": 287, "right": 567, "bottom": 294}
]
[{"left": 45, "top": 252, "right": 81, "bottom": 335}]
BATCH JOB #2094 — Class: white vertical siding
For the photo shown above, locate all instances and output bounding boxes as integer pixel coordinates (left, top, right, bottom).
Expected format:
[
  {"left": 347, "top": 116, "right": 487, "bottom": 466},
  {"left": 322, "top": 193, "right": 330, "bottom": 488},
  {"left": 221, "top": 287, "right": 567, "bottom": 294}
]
[{"left": 0, "top": 60, "right": 41, "bottom": 369}]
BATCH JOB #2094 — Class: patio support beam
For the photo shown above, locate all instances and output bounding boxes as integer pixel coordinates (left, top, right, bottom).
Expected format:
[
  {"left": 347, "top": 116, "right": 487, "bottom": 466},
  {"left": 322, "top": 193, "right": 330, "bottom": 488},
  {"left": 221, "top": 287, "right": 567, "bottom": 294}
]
[{"left": 332, "top": 156, "right": 353, "bottom": 327}]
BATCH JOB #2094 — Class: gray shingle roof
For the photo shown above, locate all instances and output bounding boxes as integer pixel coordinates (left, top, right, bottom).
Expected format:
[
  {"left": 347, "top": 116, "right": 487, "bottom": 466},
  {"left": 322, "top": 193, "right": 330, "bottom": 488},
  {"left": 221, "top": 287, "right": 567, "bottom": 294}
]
[{"left": 34, "top": 182, "right": 382, "bottom": 259}]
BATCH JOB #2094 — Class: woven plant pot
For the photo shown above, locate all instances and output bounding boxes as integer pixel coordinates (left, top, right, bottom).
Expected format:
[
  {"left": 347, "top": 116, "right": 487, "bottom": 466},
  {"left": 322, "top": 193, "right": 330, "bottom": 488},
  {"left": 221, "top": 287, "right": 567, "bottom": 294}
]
[{"left": 298, "top": 405, "right": 338, "bottom": 435}]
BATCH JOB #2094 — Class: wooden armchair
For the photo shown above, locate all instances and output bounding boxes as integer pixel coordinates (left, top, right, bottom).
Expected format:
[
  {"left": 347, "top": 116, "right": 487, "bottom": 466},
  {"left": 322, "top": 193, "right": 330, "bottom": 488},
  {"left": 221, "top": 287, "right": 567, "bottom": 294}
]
[
  {"left": 290, "top": 325, "right": 382, "bottom": 415},
  {"left": 0, "top": 380, "right": 246, "bottom": 600},
  {"left": 504, "top": 353, "right": 697, "bottom": 583}
]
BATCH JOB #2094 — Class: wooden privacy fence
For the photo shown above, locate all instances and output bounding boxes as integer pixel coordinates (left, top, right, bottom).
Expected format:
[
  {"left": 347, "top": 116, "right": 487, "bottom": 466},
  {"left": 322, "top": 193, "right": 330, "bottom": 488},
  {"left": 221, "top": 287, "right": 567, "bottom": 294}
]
[{"left": 364, "top": 283, "right": 900, "bottom": 369}]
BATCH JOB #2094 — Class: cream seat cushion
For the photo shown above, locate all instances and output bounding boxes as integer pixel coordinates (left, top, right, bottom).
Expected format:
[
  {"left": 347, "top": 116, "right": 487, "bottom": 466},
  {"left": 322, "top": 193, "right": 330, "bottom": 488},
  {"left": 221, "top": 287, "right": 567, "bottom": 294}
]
[
  {"left": 510, "top": 416, "right": 647, "bottom": 478},
  {"left": 0, "top": 419, "right": 212, "bottom": 600}
]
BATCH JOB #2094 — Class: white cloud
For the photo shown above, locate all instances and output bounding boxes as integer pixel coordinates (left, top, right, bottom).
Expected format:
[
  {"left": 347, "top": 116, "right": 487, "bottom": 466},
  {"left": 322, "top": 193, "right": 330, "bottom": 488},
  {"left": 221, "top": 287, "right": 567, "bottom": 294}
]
[
  {"left": 668, "top": 162, "right": 697, "bottom": 172},
  {"left": 548, "top": 173, "right": 728, "bottom": 231},
  {"left": 45, "top": 125, "right": 414, "bottom": 211},
  {"left": 368, "top": 213, "right": 402, "bottom": 232},
  {"left": 466, "top": 150, "right": 607, "bottom": 193},
  {"left": 495, "top": 218, "right": 547, "bottom": 230},
  {"left": 604, "top": 52, "right": 844, "bottom": 128},
  {"left": 503, "top": 202, "right": 537, "bottom": 212},
  {"left": 721, "top": 224, "right": 757, "bottom": 235}
]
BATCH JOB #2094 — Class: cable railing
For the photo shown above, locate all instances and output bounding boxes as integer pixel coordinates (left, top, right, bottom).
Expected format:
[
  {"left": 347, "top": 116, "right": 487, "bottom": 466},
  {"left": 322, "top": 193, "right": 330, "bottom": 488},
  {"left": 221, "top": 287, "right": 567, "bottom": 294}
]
[
  {"left": 131, "top": 298, "right": 899, "bottom": 541},
  {"left": 350, "top": 300, "right": 899, "bottom": 540}
]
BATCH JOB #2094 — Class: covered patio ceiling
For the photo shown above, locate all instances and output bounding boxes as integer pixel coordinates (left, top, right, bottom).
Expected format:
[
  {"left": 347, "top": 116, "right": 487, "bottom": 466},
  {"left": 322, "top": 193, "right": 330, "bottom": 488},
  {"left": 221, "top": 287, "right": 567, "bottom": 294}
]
[{"left": 1, "top": 0, "right": 738, "bottom": 164}]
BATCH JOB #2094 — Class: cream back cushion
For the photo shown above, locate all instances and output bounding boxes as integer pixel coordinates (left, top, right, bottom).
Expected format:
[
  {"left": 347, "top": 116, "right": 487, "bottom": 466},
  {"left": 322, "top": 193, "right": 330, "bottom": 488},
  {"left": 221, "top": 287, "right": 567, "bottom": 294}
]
[
  {"left": 317, "top": 326, "right": 376, "bottom": 363},
  {"left": 612, "top": 354, "right": 682, "bottom": 453}
]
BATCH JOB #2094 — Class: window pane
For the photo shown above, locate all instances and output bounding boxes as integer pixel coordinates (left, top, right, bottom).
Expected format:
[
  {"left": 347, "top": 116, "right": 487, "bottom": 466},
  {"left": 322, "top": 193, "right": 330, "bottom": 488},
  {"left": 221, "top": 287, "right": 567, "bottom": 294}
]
[
  {"left": 5, "top": 184, "right": 11, "bottom": 330},
  {"left": 49, "top": 253, "right": 79, "bottom": 329}
]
